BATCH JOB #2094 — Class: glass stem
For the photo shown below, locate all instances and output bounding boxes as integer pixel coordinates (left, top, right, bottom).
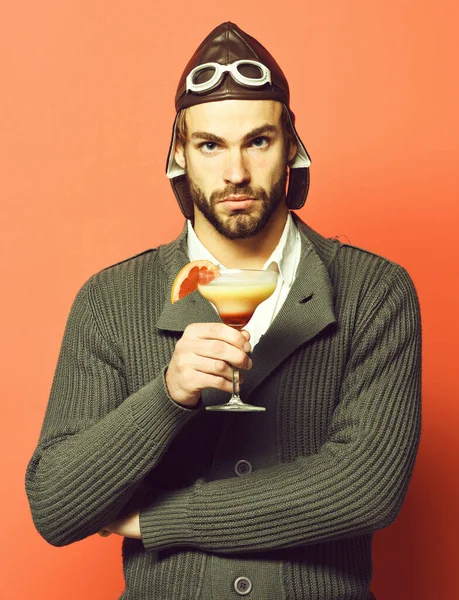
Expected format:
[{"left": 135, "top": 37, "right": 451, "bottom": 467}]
[{"left": 230, "top": 366, "right": 242, "bottom": 403}]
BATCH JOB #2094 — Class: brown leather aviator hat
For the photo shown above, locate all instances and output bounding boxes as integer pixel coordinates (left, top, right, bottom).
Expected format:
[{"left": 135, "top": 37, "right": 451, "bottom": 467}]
[{"left": 166, "top": 22, "right": 311, "bottom": 219}]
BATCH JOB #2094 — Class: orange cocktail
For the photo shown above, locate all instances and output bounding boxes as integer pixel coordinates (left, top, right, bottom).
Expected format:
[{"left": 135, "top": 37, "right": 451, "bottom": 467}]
[
  {"left": 197, "top": 268, "right": 278, "bottom": 412},
  {"left": 197, "top": 278, "right": 277, "bottom": 330}
]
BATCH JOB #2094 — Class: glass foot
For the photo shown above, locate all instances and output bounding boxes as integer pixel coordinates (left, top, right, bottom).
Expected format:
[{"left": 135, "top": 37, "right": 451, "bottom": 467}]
[{"left": 206, "top": 398, "right": 266, "bottom": 412}]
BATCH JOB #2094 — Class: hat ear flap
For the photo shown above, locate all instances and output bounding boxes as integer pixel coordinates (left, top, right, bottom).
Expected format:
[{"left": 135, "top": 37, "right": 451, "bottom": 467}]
[
  {"left": 171, "top": 175, "right": 194, "bottom": 219},
  {"left": 286, "top": 167, "right": 310, "bottom": 210}
]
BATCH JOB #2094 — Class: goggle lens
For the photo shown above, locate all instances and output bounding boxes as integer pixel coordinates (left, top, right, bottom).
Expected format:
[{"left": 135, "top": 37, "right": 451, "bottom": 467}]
[
  {"left": 234, "top": 61, "right": 267, "bottom": 83},
  {"left": 186, "top": 60, "right": 271, "bottom": 94},
  {"left": 191, "top": 66, "right": 220, "bottom": 87}
]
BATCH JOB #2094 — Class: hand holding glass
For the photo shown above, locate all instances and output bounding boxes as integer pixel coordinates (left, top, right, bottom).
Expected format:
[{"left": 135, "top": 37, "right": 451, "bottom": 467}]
[{"left": 197, "top": 269, "right": 278, "bottom": 411}]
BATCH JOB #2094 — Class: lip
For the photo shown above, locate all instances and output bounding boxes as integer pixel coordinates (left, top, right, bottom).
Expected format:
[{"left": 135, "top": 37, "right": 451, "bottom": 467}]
[
  {"left": 219, "top": 195, "right": 256, "bottom": 210},
  {"left": 222, "top": 195, "right": 253, "bottom": 201}
]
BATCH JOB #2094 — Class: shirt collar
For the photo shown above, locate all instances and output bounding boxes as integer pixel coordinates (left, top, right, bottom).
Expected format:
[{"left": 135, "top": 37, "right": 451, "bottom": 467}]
[
  {"left": 263, "top": 212, "right": 300, "bottom": 286},
  {"left": 186, "top": 212, "right": 300, "bottom": 286}
]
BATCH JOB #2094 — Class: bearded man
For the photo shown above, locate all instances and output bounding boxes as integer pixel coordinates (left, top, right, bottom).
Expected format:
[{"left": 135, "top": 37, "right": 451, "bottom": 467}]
[{"left": 26, "top": 23, "right": 421, "bottom": 600}]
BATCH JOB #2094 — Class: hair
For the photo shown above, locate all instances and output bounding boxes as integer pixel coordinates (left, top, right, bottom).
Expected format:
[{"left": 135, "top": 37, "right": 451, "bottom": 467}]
[
  {"left": 175, "top": 108, "right": 188, "bottom": 148},
  {"left": 175, "top": 103, "right": 297, "bottom": 159}
]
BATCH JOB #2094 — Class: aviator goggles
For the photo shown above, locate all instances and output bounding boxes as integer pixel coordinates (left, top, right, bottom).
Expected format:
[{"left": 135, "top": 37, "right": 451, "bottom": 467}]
[{"left": 186, "top": 60, "right": 272, "bottom": 94}]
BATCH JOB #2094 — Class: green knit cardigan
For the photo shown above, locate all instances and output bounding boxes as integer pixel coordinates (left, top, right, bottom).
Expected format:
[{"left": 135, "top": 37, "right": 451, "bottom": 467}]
[{"left": 26, "top": 218, "right": 422, "bottom": 599}]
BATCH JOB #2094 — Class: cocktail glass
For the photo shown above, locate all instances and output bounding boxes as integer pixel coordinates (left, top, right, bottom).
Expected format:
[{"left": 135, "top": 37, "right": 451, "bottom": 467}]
[{"left": 197, "top": 268, "right": 278, "bottom": 412}]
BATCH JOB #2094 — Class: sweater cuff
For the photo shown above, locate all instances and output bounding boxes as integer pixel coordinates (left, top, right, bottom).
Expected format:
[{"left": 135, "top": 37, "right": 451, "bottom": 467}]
[
  {"left": 140, "top": 485, "right": 196, "bottom": 551},
  {"left": 128, "top": 367, "right": 200, "bottom": 444}
]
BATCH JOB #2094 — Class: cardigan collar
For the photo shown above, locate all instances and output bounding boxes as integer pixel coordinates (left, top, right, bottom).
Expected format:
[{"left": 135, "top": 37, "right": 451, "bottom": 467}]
[{"left": 156, "top": 215, "right": 339, "bottom": 403}]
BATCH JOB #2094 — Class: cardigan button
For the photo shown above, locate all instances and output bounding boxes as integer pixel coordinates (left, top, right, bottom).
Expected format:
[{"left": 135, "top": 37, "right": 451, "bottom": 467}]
[
  {"left": 234, "top": 576, "right": 252, "bottom": 596},
  {"left": 235, "top": 460, "right": 252, "bottom": 476}
]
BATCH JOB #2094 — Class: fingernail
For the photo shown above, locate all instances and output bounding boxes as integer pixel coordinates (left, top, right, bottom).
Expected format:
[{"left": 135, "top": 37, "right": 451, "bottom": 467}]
[{"left": 244, "top": 342, "right": 251, "bottom": 352}]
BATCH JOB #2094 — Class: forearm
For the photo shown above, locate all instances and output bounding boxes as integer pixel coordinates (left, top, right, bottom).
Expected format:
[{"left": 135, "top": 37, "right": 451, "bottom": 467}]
[
  {"left": 26, "top": 371, "right": 197, "bottom": 547},
  {"left": 140, "top": 265, "right": 422, "bottom": 554},
  {"left": 140, "top": 415, "right": 420, "bottom": 553}
]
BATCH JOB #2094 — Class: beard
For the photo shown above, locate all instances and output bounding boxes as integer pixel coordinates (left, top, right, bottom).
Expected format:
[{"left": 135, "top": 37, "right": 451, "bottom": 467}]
[{"left": 187, "top": 169, "right": 288, "bottom": 240}]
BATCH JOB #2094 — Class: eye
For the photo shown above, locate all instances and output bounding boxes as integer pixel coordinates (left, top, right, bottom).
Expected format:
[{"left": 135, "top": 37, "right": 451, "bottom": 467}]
[
  {"left": 251, "top": 136, "right": 269, "bottom": 148},
  {"left": 200, "top": 141, "right": 218, "bottom": 153}
]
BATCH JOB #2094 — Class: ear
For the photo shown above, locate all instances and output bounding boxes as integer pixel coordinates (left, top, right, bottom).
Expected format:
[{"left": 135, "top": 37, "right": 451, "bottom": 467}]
[
  {"left": 287, "top": 140, "right": 298, "bottom": 164},
  {"left": 175, "top": 143, "right": 186, "bottom": 169}
]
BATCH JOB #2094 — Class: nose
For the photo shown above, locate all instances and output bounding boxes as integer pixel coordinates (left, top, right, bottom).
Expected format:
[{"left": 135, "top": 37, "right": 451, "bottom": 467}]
[{"left": 223, "top": 149, "right": 250, "bottom": 185}]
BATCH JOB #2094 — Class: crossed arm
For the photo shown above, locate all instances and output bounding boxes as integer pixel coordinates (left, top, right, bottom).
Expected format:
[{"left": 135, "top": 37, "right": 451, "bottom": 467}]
[{"left": 26, "top": 265, "right": 421, "bottom": 552}]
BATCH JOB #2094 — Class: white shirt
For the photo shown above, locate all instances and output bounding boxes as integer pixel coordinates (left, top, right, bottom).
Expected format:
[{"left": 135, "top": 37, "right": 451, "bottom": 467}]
[{"left": 187, "top": 213, "right": 302, "bottom": 347}]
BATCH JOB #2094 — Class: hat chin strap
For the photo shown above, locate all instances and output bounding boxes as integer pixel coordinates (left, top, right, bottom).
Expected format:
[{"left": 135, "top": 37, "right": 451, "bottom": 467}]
[{"left": 170, "top": 166, "right": 310, "bottom": 220}]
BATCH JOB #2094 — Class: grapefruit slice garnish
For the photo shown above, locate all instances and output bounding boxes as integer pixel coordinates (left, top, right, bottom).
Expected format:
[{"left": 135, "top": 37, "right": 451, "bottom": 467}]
[{"left": 170, "top": 260, "right": 219, "bottom": 304}]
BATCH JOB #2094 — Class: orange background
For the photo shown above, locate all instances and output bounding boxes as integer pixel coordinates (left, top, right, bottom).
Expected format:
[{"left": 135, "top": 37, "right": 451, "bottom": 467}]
[{"left": 2, "top": 0, "right": 458, "bottom": 598}]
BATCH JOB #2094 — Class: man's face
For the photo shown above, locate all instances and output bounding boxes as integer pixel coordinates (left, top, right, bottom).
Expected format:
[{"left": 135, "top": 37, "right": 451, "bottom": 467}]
[{"left": 175, "top": 100, "right": 296, "bottom": 239}]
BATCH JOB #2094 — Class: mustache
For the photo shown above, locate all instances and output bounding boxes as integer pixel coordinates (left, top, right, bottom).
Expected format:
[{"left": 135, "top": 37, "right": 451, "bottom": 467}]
[{"left": 210, "top": 185, "right": 267, "bottom": 204}]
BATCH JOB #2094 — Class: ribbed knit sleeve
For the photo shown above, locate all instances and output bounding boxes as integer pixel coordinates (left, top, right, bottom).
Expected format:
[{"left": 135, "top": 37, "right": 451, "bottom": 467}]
[
  {"left": 25, "top": 275, "right": 198, "bottom": 547},
  {"left": 140, "top": 264, "right": 421, "bottom": 553}
]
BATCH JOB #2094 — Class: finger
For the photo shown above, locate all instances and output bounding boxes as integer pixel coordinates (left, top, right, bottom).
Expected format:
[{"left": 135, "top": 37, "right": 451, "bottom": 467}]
[
  {"left": 186, "top": 323, "right": 251, "bottom": 352},
  {"left": 98, "top": 529, "right": 112, "bottom": 537},
  {"left": 192, "top": 355, "right": 239, "bottom": 382},
  {"left": 241, "top": 330, "right": 251, "bottom": 342},
  {"left": 183, "top": 369, "right": 235, "bottom": 395},
  {"left": 191, "top": 340, "right": 252, "bottom": 371},
  {"left": 176, "top": 355, "right": 245, "bottom": 389}
]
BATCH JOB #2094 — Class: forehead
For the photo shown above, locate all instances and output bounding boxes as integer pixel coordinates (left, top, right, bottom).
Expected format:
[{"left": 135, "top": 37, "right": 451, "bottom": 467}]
[{"left": 185, "top": 100, "right": 283, "bottom": 138}]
